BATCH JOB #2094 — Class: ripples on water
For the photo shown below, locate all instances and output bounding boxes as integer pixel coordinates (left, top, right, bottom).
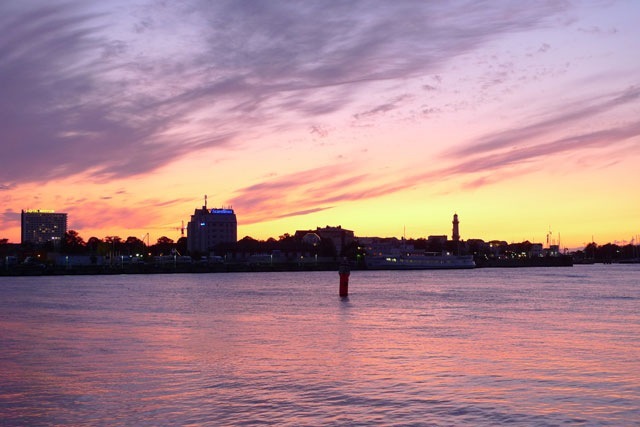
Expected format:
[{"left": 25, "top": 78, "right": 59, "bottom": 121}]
[{"left": 1, "top": 265, "right": 639, "bottom": 426}]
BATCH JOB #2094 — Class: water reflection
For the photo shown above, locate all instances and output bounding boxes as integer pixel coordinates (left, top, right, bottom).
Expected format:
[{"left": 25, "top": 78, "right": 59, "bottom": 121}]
[{"left": 1, "top": 266, "right": 639, "bottom": 425}]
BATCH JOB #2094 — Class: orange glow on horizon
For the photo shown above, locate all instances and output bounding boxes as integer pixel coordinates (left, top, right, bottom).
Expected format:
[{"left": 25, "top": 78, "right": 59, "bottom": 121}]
[{"left": 1, "top": 2, "right": 639, "bottom": 250}]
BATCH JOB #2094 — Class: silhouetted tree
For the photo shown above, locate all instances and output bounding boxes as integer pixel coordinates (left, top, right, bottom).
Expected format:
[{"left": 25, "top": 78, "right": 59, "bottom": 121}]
[
  {"left": 264, "top": 237, "right": 277, "bottom": 252},
  {"left": 276, "top": 234, "right": 299, "bottom": 253},
  {"left": 104, "top": 236, "right": 123, "bottom": 250},
  {"left": 86, "top": 237, "right": 101, "bottom": 253},
  {"left": 622, "top": 243, "right": 639, "bottom": 259},
  {"left": 176, "top": 236, "right": 187, "bottom": 256},
  {"left": 103, "top": 236, "right": 124, "bottom": 263},
  {"left": 584, "top": 242, "right": 598, "bottom": 259},
  {"left": 124, "top": 236, "right": 146, "bottom": 256},
  {"left": 0, "top": 239, "right": 10, "bottom": 260},
  {"left": 62, "top": 230, "right": 86, "bottom": 254},
  {"left": 237, "top": 236, "right": 260, "bottom": 254},
  {"left": 600, "top": 243, "right": 620, "bottom": 261},
  {"left": 153, "top": 236, "right": 175, "bottom": 255}
]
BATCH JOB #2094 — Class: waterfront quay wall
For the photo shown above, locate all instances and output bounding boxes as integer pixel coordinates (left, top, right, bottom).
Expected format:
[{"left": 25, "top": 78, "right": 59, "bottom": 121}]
[
  {"left": 0, "top": 259, "right": 345, "bottom": 276},
  {"left": 0, "top": 254, "right": 582, "bottom": 276},
  {"left": 474, "top": 255, "right": 574, "bottom": 268}
]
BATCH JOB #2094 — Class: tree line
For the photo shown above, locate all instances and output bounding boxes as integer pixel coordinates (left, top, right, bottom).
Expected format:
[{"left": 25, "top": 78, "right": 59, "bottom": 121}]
[
  {"left": 1, "top": 232, "right": 638, "bottom": 262},
  {"left": 0, "top": 231, "right": 355, "bottom": 262},
  {"left": 0, "top": 231, "right": 187, "bottom": 261},
  {"left": 576, "top": 242, "right": 640, "bottom": 261},
  {"left": 59, "top": 230, "right": 187, "bottom": 257}
]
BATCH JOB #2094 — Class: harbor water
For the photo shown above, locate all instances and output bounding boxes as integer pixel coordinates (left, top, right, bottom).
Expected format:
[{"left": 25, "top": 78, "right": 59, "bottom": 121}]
[{"left": 1, "top": 265, "right": 639, "bottom": 426}]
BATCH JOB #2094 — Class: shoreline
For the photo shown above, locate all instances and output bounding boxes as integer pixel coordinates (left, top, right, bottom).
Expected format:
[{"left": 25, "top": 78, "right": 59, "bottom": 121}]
[{"left": 0, "top": 263, "right": 588, "bottom": 277}]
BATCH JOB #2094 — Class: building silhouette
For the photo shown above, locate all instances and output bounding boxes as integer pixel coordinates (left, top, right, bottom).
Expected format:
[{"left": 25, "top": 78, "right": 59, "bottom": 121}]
[
  {"left": 452, "top": 213, "right": 460, "bottom": 242},
  {"left": 187, "top": 199, "right": 237, "bottom": 254},
  {"left": 21, "top": 209, "right": 67, "bottom": 247},
  {"left": 294, "top": 225, "right": 354, "bottom": 256}
]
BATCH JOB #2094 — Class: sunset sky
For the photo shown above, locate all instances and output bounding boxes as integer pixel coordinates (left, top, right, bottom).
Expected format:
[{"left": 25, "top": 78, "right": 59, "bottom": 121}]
[{"left": 1, "top": 1, "right": 639, "bottom": 249}]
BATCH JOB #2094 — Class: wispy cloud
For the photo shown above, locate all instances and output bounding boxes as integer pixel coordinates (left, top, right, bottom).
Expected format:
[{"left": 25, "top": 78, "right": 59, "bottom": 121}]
[
  {"left": 1, "top": 209, "right": 20, "bottom": 226},
  {"left": 410, "top": 86, "right": 640, "bottom": 190},
  {"left": 232, "top": 165, "right": 363, "bottom": 221},
  {"left": 0, "top": 0, "right": 569, "bottom": 186},
  {"left": 353, "top": 95, "right": 413, "bottom": 121},
  {"left": 232, "top": 84, "right": 640, "bottom": 225},
  {"left": 449, "top": 86, "right": 640, "bottom": 159},
  {"left": 62, "top": 196, "right": 194, "bottom": 237}
]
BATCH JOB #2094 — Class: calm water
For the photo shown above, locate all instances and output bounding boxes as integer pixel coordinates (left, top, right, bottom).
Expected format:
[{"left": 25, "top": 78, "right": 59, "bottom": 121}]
[{"left": 1, "top": 265, "right": 639, "bottom": 426}]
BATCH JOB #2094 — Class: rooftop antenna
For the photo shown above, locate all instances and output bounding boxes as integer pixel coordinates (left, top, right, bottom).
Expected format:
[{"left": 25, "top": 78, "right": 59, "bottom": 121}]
[
  {"left": 547, "top": 226, "right": 552, "bottom": 246},
  {"left": 204, "top": 194, "right": 208, "bottom": 210}
]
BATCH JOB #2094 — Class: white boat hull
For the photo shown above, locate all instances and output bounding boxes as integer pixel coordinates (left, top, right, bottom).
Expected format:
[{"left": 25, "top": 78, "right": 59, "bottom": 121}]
[{"left": 365, "top": 254, "right": 475, "bottom": 270}]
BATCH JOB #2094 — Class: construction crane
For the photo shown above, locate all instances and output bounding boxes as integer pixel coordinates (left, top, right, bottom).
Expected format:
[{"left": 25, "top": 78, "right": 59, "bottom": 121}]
[
  {"left": 175, "top": 221, "right": 186, "bottom": 238},
  {"left": 155, "top": 221, "right": 187, "bottom": 240}
]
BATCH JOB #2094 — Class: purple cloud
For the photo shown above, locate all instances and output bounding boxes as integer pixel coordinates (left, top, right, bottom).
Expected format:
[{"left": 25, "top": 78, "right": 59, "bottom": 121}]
[
  {"left": 449, "top": 86, "right": 640, "bottom": 159},
  {"left": 0, "top": 0, "right": 570, "bottom": 187}
]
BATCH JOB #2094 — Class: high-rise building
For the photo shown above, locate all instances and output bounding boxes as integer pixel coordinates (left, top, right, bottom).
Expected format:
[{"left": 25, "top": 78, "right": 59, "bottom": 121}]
[
  {"left": 187, "top": 201, "right": 237, "bottom": 254},
  {"left": 21, "top": 209, "right": 68, "bottom": 246}
]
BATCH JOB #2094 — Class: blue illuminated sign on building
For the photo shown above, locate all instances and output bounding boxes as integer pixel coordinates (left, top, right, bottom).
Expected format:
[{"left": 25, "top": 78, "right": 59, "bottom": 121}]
[{"left": 210, "top": 209, "right": 234, "bottom": 215}]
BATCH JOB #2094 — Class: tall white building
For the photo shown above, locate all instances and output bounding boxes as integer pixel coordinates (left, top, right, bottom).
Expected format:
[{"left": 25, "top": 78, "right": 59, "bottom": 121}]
[{"left": 187, "top": 202, "right": 237, "bottom": 254}]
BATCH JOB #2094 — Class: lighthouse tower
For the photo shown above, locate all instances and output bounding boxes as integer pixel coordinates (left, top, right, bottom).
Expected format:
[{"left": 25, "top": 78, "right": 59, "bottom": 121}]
[{"left": 452, "top": 213, "right": 460, "bottom": 242}]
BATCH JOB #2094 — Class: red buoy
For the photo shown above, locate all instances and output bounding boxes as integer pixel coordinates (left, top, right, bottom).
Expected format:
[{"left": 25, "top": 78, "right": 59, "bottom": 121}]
[{"left": 339, "top": 259, "right": 350, "bottom": 297}]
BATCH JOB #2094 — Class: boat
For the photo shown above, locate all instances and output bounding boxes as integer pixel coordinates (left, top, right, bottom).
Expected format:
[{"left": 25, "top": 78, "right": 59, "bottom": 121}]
[{"left": 364, "top": 251, "right": 476, "bottom": 270}]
